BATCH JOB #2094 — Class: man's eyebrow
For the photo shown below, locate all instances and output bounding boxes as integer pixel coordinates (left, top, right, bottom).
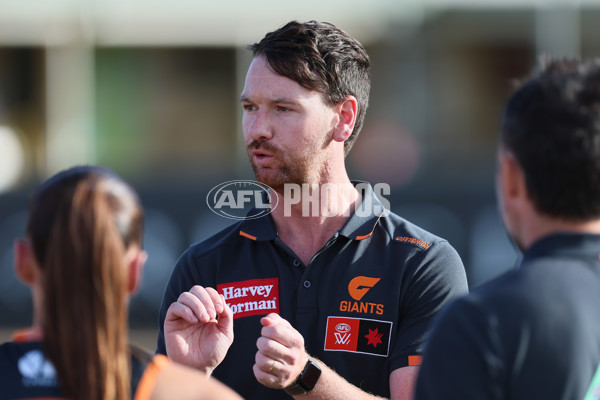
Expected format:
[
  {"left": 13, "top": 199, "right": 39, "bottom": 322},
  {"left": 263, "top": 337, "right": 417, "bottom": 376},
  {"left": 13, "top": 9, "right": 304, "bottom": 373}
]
[
  {"left": 270, "top": 98, "right": 299, "bottom": 106},
  {"left": 239, "top": 95, "right": 300, "bottom": 106}
]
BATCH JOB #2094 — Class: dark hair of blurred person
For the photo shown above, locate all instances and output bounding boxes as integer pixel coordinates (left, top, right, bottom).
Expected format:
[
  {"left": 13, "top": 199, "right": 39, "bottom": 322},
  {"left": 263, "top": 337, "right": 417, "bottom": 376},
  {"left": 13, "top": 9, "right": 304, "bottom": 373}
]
[
  {"left": 1, "top": 165, "right": 242, "bottom": 400},
  {"left": 501, "top": 58, "right": 600, "bottom": 225},
  {"left": 415, "top": 58, "right": 600, "bottom": 400}
]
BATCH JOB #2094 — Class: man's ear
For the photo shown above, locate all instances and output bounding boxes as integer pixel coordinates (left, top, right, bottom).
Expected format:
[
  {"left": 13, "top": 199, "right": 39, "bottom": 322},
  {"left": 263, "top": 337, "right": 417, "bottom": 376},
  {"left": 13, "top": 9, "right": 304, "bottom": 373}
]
[
  {"left": 14, "top": 239, "right": 38, "bottom": 286},
  {"left": 127, "top": 248, "right": 147, "bottom": 294},
  {"left": 332, "top": 96, "right": 358, "bottom": 143},
  {"left": 498, "top": 150, "right": 526, "bottom": 201}
]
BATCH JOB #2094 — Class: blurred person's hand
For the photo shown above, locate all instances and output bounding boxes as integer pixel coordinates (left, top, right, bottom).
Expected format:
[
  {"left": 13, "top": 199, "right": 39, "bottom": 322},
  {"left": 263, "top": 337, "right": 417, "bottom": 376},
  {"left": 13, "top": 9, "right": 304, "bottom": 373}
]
[{"left": 164, "top": 285, "right": 234, "bottom": 376}]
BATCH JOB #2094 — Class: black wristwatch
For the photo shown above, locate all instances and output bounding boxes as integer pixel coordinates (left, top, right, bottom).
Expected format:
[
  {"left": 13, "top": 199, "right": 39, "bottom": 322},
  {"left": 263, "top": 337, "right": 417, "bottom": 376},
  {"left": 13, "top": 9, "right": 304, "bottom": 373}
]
[{"left": 284, "top": 359, "right": 322, "bottom": 396}]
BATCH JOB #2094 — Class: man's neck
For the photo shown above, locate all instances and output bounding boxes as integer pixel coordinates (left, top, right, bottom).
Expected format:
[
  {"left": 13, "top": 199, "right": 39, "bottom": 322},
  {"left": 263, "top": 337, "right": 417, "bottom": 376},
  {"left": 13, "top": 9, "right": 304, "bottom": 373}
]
[
  {"left": 520, "top": 214, "right": 600, "bottom": 251},
  {"left": 270, "top": 180, "right": 359, "bottom": 265}
]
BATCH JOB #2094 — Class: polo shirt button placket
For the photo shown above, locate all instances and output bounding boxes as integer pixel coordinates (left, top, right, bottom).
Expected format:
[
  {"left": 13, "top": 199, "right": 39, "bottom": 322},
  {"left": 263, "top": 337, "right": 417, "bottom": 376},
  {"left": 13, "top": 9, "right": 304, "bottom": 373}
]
[{"left": 293, "top": 259, "right": 302, "bottom": 267}]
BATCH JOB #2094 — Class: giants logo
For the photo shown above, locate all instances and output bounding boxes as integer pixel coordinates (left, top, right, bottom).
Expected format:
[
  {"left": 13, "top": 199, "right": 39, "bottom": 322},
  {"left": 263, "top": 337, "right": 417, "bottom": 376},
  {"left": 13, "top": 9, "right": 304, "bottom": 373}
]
[
  {"left": 340, "top": 276, "right": 384, "bottom": 315},
  {"left": 348, "top": 276, "right": 380, "bottom": 300},
  {"left": 217, "top": 278, "right": 279, "bottom": 319}
]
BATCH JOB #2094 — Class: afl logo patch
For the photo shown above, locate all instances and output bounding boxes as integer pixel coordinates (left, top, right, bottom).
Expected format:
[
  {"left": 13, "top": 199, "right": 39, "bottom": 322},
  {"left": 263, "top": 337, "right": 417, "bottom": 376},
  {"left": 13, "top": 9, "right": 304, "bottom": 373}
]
[{"left": 335, "top": 323, "right": 351, "bottom": 333}]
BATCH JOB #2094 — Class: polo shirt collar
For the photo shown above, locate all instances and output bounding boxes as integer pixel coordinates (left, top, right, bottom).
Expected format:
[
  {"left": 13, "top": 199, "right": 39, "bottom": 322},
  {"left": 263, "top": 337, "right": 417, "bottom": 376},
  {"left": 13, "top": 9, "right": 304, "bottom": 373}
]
[
  {"left": 238, "top": 209, "right": 278, "bottom": 241},
  {"left": 338, "top": 181, "right": 385, "bottom": 240},
  {"left": 523, "top": 232, "right": 600, "bottom": 264},
  {"left": 238, "top": 181, "right": 384, "bottom": 242}
]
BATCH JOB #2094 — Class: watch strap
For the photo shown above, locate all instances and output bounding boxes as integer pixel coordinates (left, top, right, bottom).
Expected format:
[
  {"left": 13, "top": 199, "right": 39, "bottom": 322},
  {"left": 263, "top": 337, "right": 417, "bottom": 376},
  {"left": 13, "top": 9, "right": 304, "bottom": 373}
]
[
  {"left": 285, "top": 382, "right": 310, "bottom": 396},
  {"left": 284, "top": 359, "right": 322, "bottom": 396}
]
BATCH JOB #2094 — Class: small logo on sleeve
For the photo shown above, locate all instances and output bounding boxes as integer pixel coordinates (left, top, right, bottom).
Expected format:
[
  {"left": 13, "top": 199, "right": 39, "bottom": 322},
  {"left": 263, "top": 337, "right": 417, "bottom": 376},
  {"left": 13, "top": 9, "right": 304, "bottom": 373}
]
[
  {"left": 324, "top": 316, "right": 392, "bottom": 357},
  {"left": 18, "top": 350, "right": 58, "bottom": 387},
  {"left": 395, "top": 236, "right": 431, "bottom": 249},
  {"left": 217, "top": 278, "right": 279, "bottom": 319}
]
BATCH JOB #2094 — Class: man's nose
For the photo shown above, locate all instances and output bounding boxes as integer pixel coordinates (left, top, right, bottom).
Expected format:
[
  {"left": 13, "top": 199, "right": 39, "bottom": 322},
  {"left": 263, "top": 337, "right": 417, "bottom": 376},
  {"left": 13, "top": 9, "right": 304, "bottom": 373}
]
[{"left": 244, "top": 109, "right": 273, "bottom": 144}]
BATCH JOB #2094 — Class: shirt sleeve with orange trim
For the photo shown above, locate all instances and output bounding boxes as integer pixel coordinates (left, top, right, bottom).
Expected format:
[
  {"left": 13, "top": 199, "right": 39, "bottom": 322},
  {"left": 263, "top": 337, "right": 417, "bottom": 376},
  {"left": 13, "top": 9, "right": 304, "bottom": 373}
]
[
  {"left": 133, "top": 354, "right": 170, "bottom": 400},
  {"left": 408, "top": 355, "right": 423, "bottom": 366}
]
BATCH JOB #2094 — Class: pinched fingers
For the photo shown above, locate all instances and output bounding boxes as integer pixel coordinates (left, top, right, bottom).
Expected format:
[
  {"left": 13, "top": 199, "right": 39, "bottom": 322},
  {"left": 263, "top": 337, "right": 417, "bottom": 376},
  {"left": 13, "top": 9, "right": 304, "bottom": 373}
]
[
  {"left": 167, "top": 285, "right": 223, "bottom": 324},
  {"left": 165, "top": 300, "right": 199, "bottom": 325},
  {"left": 190, "top": 285, "right": 224, "bottom": 319},
  {"left": 216, "top": 294, "right": 234, "bottom": 340}
]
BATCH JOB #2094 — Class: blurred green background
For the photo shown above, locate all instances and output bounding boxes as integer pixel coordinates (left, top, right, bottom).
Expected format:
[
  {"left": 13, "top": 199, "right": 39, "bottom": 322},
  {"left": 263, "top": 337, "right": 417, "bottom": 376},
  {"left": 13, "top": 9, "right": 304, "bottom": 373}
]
[{"left": 0, "top": 0, "right": 596, "bottom": 347}]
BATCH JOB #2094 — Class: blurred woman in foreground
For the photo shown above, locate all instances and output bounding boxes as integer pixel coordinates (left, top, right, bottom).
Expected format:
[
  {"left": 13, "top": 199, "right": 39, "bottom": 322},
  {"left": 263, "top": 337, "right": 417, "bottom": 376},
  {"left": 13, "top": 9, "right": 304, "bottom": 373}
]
[{"left": 0, "top": 165, "right": 242, "bottom": 400}]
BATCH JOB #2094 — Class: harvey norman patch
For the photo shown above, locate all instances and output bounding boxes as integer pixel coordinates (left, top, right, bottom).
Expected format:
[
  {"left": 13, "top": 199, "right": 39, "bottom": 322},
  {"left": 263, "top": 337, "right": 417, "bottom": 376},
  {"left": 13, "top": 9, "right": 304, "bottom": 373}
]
[
  {"left": 217, "top": 278, "right": 279, "bottom": 319},
  {"left": 324, "top": 316, "right": 392, "bottom": 357}
]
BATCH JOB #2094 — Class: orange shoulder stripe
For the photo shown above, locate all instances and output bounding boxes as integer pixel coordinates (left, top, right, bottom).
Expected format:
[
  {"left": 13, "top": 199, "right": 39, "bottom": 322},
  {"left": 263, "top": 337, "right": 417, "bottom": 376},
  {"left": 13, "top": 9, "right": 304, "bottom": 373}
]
[
  {"left": 134, "top": 354, "right": 170, "bottom": 400},
  {"left": 239, "top": 230, "right": 257, "bottom": 240},
  {"left": 354, "top": 213, "right": 383, "bottom": 241},
  {"left": 355, "top": 232, "right": 373, "bottom": 240}
]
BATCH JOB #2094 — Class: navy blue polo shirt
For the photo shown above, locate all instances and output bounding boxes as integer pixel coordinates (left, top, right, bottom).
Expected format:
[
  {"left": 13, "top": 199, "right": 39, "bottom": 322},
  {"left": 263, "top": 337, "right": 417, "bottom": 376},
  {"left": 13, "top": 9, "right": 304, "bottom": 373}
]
[
  {"left": 157, "top": 182, "right": 467, "bottom": 399},
  {"left": 415, "top": 233, "right": 600, "bottom": 400}
]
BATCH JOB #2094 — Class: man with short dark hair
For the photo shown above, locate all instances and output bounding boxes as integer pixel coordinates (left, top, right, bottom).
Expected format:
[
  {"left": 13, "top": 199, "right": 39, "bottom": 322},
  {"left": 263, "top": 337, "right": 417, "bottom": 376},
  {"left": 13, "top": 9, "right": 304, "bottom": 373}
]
[
  {"left": 415, "top": 59, "right": 600, "bottom": 399},
  {"left": 157, "top": 20, "right": 467, "bottom": 400}
]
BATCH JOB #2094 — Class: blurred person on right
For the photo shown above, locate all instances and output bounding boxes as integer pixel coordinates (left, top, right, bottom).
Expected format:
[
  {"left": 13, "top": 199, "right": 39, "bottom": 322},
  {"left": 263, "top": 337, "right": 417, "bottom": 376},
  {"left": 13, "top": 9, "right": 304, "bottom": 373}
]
[{"left": 415, "top": 58, "right": 600, "bottom": 400}]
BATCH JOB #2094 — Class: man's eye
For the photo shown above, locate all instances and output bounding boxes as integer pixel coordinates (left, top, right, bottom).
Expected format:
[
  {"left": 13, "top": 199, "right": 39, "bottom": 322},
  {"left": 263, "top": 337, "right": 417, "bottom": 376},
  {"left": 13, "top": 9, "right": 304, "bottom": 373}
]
[{"left": 242, "top": 104, "right": 256, "bottom": 111}]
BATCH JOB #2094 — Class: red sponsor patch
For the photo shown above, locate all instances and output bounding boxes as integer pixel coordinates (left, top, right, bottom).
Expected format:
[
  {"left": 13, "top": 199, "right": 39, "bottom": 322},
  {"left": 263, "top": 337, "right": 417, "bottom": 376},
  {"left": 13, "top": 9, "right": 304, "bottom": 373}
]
[
  {"left": 324, "top": 316, "right": 392, "bottom": 357},
  {"left": 217, "top": 278, "right": 279, "bottom": 319},
  {"left": 324, "top": 317, "right": 361, "bottom": 352}
]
